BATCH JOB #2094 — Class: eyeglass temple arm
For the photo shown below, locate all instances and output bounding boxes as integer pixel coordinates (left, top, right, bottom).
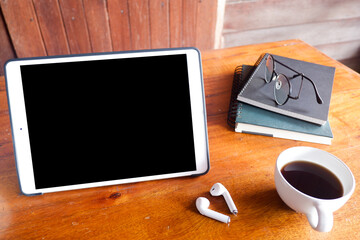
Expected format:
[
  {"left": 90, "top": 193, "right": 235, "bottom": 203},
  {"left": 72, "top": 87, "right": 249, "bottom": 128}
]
[{"left": 273, "top": 59, "right": 323, "bottom": 104}]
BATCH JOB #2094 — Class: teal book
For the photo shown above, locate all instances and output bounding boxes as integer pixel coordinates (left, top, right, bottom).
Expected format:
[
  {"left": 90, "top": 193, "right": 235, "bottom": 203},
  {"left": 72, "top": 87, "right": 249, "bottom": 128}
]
[
  {"left": 235, "top": 102, "right": 333, "bottom": 145},
  {"left": 228, "top": 65, "right": 333, "bottom": 145}
]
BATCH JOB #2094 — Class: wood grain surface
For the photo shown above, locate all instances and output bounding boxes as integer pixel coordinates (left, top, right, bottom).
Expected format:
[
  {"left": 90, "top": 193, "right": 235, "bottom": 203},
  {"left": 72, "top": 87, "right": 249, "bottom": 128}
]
[
  {"left": 223, "top": 0, "right": 360, "bottom": 69},
  {"left": 0, "top": 40, "right": 359, "bottom": 239},
  {"left": 0, "top": 0, "right": 224, "bottom": 76}
]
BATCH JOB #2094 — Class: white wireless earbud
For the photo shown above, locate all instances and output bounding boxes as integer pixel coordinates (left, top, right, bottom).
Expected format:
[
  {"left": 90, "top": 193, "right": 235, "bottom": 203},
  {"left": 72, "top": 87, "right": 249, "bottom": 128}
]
[
  {"left": 210, "top": 183, "right": 238, "bottom": 215},
  {"left": 196, "top": 197, "right": 230, "bottom": 224}
]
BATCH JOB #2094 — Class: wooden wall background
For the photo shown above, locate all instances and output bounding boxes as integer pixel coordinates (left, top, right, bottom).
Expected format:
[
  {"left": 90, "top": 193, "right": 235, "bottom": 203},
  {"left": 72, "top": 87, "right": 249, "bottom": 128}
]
[
  {"left": 1, "top": 0, "right": 360, "bottom": 76},
  {"left": 0, "top": 0, "right": 224, "bottom": 75},
  {"left": 223, "top": 0, "right": 360, "bottom": 72}
]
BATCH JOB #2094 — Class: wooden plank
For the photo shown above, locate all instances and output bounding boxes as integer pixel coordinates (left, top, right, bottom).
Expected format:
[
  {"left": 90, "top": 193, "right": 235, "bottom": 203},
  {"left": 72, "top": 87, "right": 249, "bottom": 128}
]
[
  {"left": 316, "top": 40, "right": 360, "bottom": 61},
  {"left": 169, "top": 0, "right": 183, "bottom": 48},
  {"left": 182, "top": 0, "right": 197, "bottom": 47},
  {"left": 195, "top": 0, "right": 218, "bottom": 50},
  {"left": 224, "top": 18, "right": 360, "bottom": 49},
  {"left": 224, "top": 0, "right": 360, "bottom": 32},
  {"left": 214, "top": 0, "right": 226, "bottom": 49},
  {"left": 128, "top": 0, "right": 151, "bottom": 50},
  {"left": 58, "top": 0, "right": 92, "bottom": 54},
  {"left": 0, "top": 9, "right": 16, "bottom": 76},
  {"left": 83, "top": 0, "right": 113, "bottom": 53},
  {"left": 149, "top": 0, "right": 170, "bottom": 49},
  {"left": 32, "top": 0, "right": 70, "bottom": 56},
  {"left": 0, "top": 0, "right": 46, "bottom": 58},
  {"left": 107, "top": 0, "right": 132, "bottom": 51}
]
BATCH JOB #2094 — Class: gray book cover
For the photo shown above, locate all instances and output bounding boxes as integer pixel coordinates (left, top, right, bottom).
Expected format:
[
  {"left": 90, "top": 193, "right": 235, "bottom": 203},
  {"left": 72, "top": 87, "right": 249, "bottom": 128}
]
[{"left": 237, "top": 54, "right": 335, "bottom": 125}]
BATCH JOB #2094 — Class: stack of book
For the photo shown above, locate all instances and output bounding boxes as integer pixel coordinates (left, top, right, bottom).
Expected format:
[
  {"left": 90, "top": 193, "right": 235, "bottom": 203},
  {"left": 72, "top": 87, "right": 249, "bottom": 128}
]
[{"left": 228, "top": 54, "right": 335, "bottom": 145}]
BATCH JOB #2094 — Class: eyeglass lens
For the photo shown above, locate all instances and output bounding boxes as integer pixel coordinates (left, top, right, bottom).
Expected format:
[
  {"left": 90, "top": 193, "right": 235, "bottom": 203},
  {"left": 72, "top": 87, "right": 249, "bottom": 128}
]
[
  {"left": 265, "top": 55, "right": 274, "bottom": 83},
  {"left": 274, "top": 74, "right": 290, "bottom": 105}
]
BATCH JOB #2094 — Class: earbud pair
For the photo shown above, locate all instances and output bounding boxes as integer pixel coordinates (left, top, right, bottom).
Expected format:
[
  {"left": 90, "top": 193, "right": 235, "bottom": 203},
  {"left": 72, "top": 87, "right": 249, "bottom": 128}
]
[{"left": 196, "top": 183, "right": 238, "bottom": 223}]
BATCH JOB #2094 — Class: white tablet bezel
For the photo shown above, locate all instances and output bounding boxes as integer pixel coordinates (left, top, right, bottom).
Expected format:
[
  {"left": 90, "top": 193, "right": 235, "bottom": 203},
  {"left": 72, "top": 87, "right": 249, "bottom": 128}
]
[{"left": 5, "top": 48, "right": 209, "bottom": 195}]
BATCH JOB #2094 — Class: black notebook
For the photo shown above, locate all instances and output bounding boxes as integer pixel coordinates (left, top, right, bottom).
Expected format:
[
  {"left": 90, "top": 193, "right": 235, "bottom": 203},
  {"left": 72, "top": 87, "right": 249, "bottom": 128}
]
[{"left": 236, "top": 54, "right": 335, "bottom": 125}]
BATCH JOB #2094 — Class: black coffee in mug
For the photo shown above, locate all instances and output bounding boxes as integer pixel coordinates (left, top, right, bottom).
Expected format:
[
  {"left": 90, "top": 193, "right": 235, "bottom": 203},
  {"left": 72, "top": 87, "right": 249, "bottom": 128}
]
[{"left": 281, "top": 161, "right": 344, "bottom": 199}]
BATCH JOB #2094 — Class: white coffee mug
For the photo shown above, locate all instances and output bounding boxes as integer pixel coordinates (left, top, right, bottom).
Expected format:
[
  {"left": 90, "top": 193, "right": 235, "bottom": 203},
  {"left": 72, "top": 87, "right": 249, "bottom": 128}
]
[{"left": 274, "top": 147, "right": 355, "bottom": 232}]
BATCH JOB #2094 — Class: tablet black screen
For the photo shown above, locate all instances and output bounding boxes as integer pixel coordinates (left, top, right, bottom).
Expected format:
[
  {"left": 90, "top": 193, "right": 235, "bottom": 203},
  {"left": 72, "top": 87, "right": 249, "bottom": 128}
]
[{"left": 20, "top": 54, "right": 196, "bottom": 189}]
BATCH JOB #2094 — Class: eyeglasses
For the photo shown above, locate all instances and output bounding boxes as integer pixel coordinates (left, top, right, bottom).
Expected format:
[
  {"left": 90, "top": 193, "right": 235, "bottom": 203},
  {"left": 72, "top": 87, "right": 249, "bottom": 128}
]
[{"left": 265, "top": 54, "right": 323, "bottom": 105}]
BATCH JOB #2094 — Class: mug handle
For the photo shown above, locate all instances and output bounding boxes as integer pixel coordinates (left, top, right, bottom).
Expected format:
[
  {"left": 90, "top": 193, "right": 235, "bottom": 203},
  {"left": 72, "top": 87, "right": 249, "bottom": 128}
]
[{"left": 306, "top": 204, "right": 333, "bottom": 232}]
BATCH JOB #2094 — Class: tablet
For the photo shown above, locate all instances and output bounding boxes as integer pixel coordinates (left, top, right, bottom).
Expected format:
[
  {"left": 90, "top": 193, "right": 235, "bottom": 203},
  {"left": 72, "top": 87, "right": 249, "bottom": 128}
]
[{"left": 5, "top": 48, "right": 209, "bottom": 195}]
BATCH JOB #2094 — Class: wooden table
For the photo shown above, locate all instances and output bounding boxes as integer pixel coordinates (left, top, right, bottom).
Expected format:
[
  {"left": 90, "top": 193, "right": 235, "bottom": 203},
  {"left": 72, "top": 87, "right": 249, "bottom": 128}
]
[{"left": 0, "top": 39, "right": 359, "bottom": 239}]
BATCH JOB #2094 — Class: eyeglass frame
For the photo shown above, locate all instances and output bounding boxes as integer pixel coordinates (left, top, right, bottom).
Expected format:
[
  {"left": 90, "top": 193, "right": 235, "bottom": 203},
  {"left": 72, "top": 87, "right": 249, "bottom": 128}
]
[{"left": 265, "top": 54, "right": 323, "bottom": 106}]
